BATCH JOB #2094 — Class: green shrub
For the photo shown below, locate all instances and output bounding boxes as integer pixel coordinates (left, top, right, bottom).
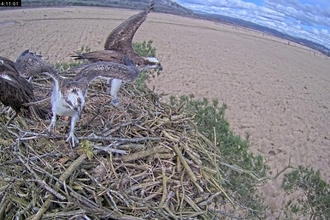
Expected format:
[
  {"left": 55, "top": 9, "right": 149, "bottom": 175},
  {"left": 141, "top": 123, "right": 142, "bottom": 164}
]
[
  {"left": 283, "top": 166, "right": 330, "bottom": 219},
  {"left": 133, "top": 39, "right": 156, "bottom": 57}
]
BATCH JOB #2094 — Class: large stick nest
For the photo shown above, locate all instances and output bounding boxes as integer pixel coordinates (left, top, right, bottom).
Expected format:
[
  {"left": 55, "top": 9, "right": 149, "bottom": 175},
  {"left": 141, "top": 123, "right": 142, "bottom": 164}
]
[{"left": 0, "top": 74, "right": 249, "bottom": 219}]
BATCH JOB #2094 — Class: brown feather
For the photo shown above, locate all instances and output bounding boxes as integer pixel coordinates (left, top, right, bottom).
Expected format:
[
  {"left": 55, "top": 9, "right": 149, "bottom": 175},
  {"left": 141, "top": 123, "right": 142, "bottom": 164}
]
[
  {"left": 71, "top": 50, "right": 125, "bottom": 64},
  {"left": 70, "top": 0, "right": 160, "bottom": 68},
  {"left": 0, "top": 77, "right": 30, "bottom": 115},
  {"left": 104, "top": 0, "right": 154, "bottom": 52},
  {"left": 0, "top": 55, "right": 17, "bottom": 72},
  {"left": 0, "top": 61, "right": 50, "bottom": 120},
  {"left": 73, "top": 60, "right": 140, "bottom": 83}
]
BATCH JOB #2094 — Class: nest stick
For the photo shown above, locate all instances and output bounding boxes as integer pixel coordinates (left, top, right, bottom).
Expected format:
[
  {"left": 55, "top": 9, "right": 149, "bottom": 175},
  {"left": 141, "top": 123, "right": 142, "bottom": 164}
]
[
  {"left": 79, "top": 135, "right": 161, "bottom": 142},
  {"left": 29, "top": 154, "right": 87, "bottom": 220},
  {"left": 119, "top": 145, "right": 166, "bottom": 162},
  {"left": 159, "top": 167, "right": 168, "bottom": 207},
  {"left": 172, "top": 144, "right": 204, "bottom": 193}
]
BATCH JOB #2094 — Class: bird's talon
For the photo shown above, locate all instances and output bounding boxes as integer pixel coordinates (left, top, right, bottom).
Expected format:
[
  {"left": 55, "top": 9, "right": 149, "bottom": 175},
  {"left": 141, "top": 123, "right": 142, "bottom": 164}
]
[{"left": 66, "top": 132, "right": 79, "bottom": 148}]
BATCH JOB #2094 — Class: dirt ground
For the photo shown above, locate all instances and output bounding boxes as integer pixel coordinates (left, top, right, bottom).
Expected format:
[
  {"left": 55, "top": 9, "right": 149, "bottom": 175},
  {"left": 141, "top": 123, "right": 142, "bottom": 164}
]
[{"left": 1, "top": 6, "right": 329, "bottom": 218}]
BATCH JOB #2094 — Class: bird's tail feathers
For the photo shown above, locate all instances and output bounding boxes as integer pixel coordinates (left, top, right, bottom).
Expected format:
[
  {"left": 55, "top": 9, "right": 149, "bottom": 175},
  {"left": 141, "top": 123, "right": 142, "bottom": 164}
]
[{"left": 71, "top": 51, "right": 88, "bottom": 60}]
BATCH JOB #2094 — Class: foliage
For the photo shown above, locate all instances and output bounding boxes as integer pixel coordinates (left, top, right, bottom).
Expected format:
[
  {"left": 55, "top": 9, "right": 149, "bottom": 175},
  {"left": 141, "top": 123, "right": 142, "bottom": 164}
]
[
  {"left": 282, "top": 166, "right": 330, "bottom": 219},
  {"left": 170, "top": 94, "right": 268, "bottom": 218},
  {"left": 133, "top": 40, "right": 156, "bottom": 57}
]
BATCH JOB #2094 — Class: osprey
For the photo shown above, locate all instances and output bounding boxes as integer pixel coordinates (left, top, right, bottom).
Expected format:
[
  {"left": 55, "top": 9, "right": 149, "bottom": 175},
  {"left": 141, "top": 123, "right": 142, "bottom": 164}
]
[
  {"left": 0, "top": 55, "right": 49, "bottom": 126},
  {"left": 71, "top": 0, "right": 162, "bottom": 107},
  {"left": 16, "top": 51, "right": 140, "bottom": 147}
]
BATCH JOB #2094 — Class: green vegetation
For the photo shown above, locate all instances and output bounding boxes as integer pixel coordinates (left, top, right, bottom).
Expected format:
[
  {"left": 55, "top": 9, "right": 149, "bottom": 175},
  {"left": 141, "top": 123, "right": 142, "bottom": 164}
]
[
  {"left": 283, "top": 166, "right": 330, "bottom": 219},
  {"left": 133, "top": 40, "right": 156, "bottom": 57}
]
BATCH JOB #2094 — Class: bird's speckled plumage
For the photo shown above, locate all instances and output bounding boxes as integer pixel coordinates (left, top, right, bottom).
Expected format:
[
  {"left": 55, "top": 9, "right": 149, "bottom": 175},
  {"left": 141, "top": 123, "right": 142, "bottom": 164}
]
[
  {"left": 73, "top": 61, "right": 139, "bottom": 82},
  {"left": 0, "top": 55, "right": 16, "bottom": 72},
  {"left": 16, "top": 51, "right": 140, "bottom": 147}
]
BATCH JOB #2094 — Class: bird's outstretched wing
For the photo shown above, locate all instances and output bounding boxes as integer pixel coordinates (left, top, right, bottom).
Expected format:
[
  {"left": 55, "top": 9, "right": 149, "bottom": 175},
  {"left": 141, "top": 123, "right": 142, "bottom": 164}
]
[
  {"left": 104, "top": 0, "right": 154, "bottom": 55},
  {"left": 71, "top": 50, "right": 125, "bottom": 63},
  {"left": 74, "top": 61, "right": 140, "bottom": 84}
]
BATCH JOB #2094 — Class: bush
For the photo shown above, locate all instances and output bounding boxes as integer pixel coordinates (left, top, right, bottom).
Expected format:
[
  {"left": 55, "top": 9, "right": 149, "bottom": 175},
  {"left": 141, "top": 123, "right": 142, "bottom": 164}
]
[
  {"left": 133, "top": 39, "right": 156, "bottom": 57},
  {"left": 283, "top": 166, "right": 330, "bottom": 219}
]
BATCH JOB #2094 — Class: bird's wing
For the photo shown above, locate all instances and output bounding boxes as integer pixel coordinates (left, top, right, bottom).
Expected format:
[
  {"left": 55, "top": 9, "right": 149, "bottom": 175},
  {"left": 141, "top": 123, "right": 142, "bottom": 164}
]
[
  {"left": 104, "top": 0, "right": 154, "bottom": 53},
  {"left": 0, "top": 77, "right": 27, "bottom": 112},
  {"left": 0, "top": 55, "right": 17, "bottom": 72},
  {"left": 70, "top": 50, "right": 125, "bottom": 63},
  {"left": 0, "top": 61, "right": 34, "bottom": 97},
  {"left": 75, "top": 61, "right": 139, "bottom": 84}
]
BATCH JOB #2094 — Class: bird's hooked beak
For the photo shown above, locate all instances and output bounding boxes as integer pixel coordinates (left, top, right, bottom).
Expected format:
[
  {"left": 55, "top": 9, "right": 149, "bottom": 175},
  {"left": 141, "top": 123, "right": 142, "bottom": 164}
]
[{"left": 144, "top": 57, "right": 163, "bottom": 72}]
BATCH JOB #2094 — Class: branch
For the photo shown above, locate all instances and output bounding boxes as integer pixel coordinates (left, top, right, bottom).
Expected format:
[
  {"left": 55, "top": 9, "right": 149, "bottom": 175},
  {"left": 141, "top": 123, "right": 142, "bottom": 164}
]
[{"left": 78, "top": 135, "right": 161, "bottom": 142}]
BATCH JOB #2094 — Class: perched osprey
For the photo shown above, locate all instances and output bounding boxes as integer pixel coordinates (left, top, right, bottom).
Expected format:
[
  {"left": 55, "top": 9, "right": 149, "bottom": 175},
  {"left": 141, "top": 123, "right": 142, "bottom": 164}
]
[
  {"left": 16, "top": 51, "right": 140, "bottom": 147},
  {"left": 0, "top": 55, "right": 49, "bottom": 126},
  {"left": 71, "top": 0, "right": 162, "bottom": 107}
]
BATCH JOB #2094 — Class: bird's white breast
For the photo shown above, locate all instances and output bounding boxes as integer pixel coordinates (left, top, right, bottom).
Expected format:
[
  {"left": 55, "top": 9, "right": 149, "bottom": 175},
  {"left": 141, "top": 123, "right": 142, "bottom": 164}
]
[{"left": 51, "top": 88, "right": 77, "bottom": 117}]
